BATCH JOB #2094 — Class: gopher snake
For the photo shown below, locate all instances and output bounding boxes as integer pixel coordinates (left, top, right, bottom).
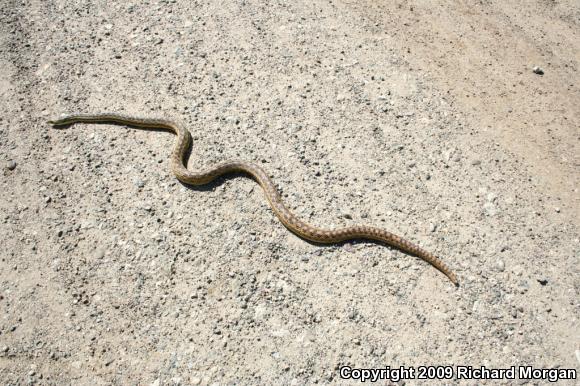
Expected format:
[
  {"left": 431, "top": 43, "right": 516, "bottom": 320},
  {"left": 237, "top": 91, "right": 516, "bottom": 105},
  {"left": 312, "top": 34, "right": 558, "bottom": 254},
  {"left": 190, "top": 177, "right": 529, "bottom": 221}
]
[{"left": 49, "top": 113, "right": 458, "bottom": 285}]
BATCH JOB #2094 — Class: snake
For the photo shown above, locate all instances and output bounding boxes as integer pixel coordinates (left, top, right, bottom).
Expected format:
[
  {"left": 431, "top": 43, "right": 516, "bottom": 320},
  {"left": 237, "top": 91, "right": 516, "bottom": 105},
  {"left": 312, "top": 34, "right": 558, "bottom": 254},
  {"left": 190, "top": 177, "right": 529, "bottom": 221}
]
[{"left": 49, "top": 113, "right": 458, "bottom": 285}]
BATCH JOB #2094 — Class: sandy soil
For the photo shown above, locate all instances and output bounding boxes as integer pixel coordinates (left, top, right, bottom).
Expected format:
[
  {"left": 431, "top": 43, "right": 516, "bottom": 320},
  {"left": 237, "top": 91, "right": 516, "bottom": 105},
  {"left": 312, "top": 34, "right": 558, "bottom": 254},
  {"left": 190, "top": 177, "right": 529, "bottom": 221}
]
[{"left": 1, "top": 0, "right": 578, "bottom": 384}]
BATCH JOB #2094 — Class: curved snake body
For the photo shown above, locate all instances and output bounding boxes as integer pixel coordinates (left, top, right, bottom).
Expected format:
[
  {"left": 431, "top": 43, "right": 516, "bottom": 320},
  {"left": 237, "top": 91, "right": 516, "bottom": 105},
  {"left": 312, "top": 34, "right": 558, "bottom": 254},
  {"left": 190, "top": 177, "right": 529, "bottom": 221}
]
[{"left": 49, "top": 113, "right": 458, "bottom": 285}]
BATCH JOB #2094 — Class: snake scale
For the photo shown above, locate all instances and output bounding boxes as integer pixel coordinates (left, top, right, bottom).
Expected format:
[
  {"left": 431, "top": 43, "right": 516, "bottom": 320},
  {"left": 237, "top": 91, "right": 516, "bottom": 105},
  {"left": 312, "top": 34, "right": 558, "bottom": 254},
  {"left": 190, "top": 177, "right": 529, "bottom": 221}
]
[{"left": 49, "top": 113, "right": 458, "bottom": 285}]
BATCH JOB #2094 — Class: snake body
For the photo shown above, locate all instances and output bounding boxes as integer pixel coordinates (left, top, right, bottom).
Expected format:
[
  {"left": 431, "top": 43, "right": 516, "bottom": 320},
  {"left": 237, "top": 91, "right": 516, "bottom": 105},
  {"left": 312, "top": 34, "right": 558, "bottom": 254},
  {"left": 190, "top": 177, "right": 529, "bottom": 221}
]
[{"left": 49, "top": 113, "right": 458, "bottom": 285}]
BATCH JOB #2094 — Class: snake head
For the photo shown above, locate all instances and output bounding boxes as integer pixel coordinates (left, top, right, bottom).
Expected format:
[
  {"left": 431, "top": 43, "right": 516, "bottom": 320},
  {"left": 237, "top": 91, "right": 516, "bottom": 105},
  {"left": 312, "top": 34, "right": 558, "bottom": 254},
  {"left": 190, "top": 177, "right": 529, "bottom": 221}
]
[{"left": 48, "top": 118, "right": 71, "bottom": 127}]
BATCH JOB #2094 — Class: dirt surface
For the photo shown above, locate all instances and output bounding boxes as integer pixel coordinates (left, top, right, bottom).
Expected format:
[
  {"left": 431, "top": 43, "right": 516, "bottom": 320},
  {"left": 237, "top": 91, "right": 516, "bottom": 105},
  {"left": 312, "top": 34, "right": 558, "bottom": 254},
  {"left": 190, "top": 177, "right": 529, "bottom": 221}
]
[{"left": 1, "top": 0, "right": 578, "bottom": 384}]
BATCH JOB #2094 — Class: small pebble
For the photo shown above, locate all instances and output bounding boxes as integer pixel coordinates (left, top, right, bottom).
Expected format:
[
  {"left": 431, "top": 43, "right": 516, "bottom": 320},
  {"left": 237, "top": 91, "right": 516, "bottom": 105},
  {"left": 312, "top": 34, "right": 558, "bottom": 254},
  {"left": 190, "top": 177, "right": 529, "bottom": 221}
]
[
  {"left": 510, "top": 308, "right": 517, "bottom": 318},
  {"left": 496, "top": 260, "right": 505, "bottom": 272},
  {"left": 555, "top": 207, "right": 560, "bottom": 213},
  {"left": 6, "top": 160, "right": 17, "bottom": 170},
  {"left": 135, "top": 179, "right": 145, "bottom": 188},
  {"left": 518, "top": 280, "right": 529, "bottom": 294},
  {"left": 94, "top": 248, "right": 106, "bottom": 259},
  {"left": 532, "top": 66, "right": 544, "bottom": 75}
]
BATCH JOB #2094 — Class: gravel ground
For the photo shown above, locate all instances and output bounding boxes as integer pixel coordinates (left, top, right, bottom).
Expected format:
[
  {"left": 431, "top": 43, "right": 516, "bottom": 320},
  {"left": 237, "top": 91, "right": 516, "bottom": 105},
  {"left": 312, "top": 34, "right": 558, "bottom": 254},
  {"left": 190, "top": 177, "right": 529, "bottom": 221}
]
[{"left": 0, "top": 0, "right": 578, "bottom": 385}]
